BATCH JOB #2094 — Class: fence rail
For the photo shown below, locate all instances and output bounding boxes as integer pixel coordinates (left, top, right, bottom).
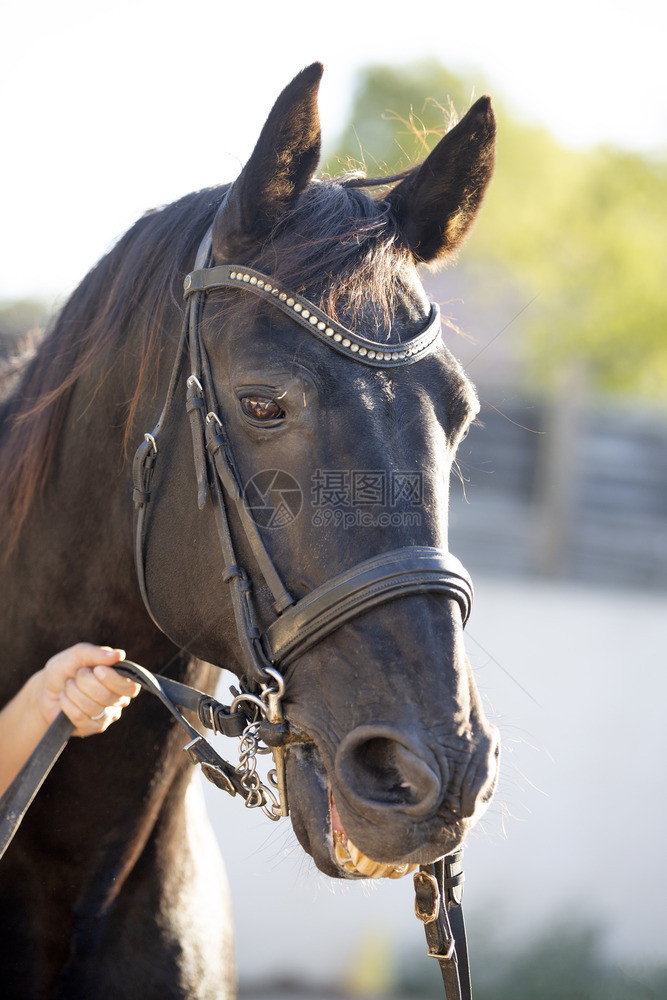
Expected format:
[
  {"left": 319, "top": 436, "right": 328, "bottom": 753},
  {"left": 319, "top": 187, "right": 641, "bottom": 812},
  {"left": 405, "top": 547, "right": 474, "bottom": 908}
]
[{"left": 449, "top": 396, "right": 667, "bottom": 589}]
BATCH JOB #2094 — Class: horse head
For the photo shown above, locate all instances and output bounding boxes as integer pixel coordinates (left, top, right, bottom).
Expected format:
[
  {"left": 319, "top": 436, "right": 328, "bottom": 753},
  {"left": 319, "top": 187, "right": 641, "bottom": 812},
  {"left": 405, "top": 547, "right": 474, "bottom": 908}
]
[{"left": 140, "top": 64, "right": 499, "bottom": 879}]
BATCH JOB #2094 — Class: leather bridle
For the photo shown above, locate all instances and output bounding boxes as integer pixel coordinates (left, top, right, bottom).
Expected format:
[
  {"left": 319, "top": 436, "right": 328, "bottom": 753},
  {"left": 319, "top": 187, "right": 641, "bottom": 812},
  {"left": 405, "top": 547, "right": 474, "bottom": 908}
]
[
  {"left": 1, "top": 222, "right": 477, "bottom": 1000},
  {"left": 133, "top": 221, "right": 474, "bottom": 703},
  {"left": 130, "top": 223, "right": 476, "bottom": 998}
]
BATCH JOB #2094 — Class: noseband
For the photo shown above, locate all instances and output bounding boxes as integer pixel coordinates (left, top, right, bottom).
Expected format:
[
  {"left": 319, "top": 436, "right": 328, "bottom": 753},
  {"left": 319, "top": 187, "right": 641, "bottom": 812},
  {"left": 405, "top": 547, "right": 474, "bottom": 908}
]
[{"left": 133, "top": 223, "right": 473, "bottom": 697}]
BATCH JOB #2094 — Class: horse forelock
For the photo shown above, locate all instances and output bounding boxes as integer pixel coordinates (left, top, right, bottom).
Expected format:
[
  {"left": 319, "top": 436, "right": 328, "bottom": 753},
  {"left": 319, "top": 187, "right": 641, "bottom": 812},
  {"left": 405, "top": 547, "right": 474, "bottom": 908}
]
[{"left": 223, "top": 178, "right": 418, "bottom": 337}]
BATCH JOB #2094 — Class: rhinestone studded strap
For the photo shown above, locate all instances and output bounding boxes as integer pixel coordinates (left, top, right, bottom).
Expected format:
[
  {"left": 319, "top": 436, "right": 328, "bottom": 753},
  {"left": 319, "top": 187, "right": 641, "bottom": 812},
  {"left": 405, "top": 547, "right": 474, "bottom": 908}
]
[{"left": 183, "top": 263, "right": 442, "bottom": 368}]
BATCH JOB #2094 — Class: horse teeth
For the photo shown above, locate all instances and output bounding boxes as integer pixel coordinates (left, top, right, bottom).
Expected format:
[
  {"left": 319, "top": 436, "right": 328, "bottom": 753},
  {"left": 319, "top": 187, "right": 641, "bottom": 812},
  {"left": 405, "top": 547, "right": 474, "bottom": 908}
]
[
  {"left": 331, "top": 816, "right": 416, "bottom": 880},
  {"left": 387, "top": 863, "right": 408, "bottom": 879},
  {"left": 388, "top": 863, "right": 418, "bottom": 879},
  {"left": 354, "top": 854, "right": 381, "bottom": 877},
  {"left": 334, "top": 839, "right": 351, "bottom": 865}
]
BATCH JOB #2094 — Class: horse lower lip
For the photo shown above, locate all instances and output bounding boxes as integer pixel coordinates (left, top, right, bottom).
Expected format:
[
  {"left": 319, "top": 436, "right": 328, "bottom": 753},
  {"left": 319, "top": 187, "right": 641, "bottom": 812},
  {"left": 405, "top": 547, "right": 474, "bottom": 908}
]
[{"left": 329, "top": 793, "right": 417, "bottom": 880}]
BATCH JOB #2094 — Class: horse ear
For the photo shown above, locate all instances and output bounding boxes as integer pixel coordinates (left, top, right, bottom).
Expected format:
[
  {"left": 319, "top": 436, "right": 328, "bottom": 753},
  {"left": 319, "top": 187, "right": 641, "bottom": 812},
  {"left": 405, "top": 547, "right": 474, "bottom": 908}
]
[
  {"left": 213, "top": 63, "right": 323, "bottom": 260},
  {"left": 386, "top": 96, "right": 496, "bottom": 265}
]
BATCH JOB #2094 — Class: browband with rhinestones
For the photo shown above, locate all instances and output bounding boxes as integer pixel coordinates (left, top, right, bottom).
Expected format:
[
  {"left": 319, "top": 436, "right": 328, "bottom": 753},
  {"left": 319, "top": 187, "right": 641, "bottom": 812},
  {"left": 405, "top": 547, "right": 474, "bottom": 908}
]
[{"left": 183, "top": 263, "right": 442, "bottom": 368}]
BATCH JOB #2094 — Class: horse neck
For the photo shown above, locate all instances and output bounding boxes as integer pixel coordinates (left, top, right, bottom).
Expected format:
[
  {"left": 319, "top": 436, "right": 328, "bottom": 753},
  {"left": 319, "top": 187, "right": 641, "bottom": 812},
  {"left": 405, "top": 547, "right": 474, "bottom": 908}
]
[{"left": 0, "top": 346, "right": 176, "bottom": 685}]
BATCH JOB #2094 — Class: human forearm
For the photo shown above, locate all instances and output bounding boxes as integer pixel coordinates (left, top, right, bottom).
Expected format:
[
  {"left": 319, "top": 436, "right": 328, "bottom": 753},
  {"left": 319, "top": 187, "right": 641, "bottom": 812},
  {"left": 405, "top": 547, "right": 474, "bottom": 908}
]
[
  {"left": 0, "top": 645, "right": 140, "bottom": 798},
  {"left": 0, "top": 671, "right": 50, "bottom": 797}
]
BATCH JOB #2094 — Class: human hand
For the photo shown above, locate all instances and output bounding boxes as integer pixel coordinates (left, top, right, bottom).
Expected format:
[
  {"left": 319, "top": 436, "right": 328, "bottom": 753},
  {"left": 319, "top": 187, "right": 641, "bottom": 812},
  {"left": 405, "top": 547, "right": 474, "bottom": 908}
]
[{"left": 37, "top": 643, "right": 141, "bottom": 737}]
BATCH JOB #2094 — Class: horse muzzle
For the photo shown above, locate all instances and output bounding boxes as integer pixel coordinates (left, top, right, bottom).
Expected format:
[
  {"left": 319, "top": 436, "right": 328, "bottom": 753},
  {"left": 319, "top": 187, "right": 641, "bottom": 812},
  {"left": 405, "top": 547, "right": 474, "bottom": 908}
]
[{"left": 283, "top": 702, "right": 499, "bottom": 879}]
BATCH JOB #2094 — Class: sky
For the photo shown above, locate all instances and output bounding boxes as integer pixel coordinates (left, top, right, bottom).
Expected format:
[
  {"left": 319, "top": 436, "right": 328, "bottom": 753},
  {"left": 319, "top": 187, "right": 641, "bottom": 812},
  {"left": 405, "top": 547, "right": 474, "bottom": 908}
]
[{"left": 2, "top": 0, "right": 665, "bottom": 302}]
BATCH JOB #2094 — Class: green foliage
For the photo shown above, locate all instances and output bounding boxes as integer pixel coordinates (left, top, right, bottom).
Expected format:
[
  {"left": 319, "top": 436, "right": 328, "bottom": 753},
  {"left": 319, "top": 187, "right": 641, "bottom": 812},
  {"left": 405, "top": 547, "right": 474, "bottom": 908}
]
[
  {"left": 326, "top": 61, "right": 479, "bottom": 176},
  {"left": 0, "top": 299, "right": 48, "bottom": 360},
  {"left": 327, "top": 62, "right": 667, "bottom": 399}
]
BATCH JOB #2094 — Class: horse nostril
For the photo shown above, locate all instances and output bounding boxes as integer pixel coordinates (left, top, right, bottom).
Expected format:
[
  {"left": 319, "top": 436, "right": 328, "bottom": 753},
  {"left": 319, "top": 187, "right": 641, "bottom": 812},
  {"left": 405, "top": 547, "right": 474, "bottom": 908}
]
[{"left": 335, "top": 727, "right": 444, "bottom": 818}]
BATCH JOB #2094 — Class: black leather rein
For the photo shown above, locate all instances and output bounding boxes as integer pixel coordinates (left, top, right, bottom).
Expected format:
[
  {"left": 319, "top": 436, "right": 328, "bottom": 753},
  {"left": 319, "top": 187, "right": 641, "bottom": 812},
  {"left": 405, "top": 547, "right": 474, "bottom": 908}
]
[
  {"left": 0, "top": 661, "right": 251, "bottom": 860},
  {"left": 0, "top": 659, "right": 472, "bottom": 999}
]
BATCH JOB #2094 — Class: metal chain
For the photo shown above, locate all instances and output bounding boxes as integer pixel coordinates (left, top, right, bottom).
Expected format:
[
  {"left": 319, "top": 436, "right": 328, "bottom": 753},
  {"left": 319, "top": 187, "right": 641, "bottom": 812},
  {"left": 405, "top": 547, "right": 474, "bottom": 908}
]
[
  {"left": 234, "top": 721, "right": 282, "bottom": 820},
  {"left": 230, "top": 668, "right": 286, "bottom": 821}
]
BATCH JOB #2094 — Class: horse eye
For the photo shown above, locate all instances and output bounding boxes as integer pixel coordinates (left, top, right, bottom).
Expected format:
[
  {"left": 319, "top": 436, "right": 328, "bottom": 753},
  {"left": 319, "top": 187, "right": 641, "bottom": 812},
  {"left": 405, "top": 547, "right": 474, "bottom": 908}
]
[{"left": 239, "top": 395, "right": 285, "bottom": 422}]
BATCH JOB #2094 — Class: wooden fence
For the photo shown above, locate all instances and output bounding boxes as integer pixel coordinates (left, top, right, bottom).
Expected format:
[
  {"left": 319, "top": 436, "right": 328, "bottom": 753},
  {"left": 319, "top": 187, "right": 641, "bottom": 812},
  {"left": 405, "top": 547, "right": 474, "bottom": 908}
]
[{"left": 449, "top": 390, "right": 667, "bottom": 590}]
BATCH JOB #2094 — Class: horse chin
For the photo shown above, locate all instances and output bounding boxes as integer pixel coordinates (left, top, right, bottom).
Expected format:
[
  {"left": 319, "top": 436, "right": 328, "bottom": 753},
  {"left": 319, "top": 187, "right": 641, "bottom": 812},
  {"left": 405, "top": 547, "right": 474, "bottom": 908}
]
[
  {"left": 285, "top": 746, "right": 341, "bottom": 879},
  {"left": 285, "top": 746, "right": 460, "bottom": 881}
]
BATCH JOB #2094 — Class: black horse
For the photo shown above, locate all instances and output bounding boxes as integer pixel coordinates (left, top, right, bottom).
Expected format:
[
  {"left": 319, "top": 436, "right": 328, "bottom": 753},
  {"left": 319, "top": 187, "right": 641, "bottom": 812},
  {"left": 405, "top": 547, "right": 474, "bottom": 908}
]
[{"left": 0, "top": 64, "right": 499, "bottom": 998}]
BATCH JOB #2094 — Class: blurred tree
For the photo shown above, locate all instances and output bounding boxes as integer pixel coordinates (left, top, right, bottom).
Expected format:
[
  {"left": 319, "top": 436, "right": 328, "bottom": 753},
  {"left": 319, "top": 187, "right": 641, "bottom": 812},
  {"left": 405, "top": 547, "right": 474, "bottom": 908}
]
[
  {"left": 328, "top": 60, "right": 476, "bottom": 174},
  {"left": 326, "top": 62, "right": 667, "bottom": 399},
  {"left": 0, "top": 299, "right": 47, "bottom": 360}
]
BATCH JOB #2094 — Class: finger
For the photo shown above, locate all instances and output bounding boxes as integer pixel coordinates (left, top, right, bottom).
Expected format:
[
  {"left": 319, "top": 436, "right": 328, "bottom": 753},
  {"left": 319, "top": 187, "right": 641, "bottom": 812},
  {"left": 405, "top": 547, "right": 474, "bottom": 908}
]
[
  {"left": 62, "top": 697, "right": 122, "bottom": 738},
  {"left": 62, "top": 676, "right": 110, "bottom": 721},
  {"left": 60, "top": 691, "right": 108, "bottom": 736},
  {"left": 73, "top": 667, "right": 138, "bottom": 707},
  {"left": 44, "top": 644, "right": 125, "bottom": 686},
  {"left": 91, "top": 665, "right": 141, "bottom": 700}
]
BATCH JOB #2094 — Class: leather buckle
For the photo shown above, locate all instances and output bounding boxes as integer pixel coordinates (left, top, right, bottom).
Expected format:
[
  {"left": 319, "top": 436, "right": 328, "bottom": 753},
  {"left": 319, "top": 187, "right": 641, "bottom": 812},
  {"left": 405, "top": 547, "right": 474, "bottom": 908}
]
[
  {"left": 428, "top": 939, "right": 456, "bottom": 962},
  {"left": 414, "top": 870, "right": 440, "bottom": 923}
]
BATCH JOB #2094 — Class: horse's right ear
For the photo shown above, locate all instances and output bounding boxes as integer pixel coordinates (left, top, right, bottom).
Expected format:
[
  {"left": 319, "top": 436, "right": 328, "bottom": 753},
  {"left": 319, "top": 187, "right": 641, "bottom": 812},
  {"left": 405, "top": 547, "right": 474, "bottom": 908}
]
[
  {"left": 386, "top": 96, "right": 496, "bottom": 265},
  {"left": 212, "top": 63, "right": 323, "bottom": 260}
]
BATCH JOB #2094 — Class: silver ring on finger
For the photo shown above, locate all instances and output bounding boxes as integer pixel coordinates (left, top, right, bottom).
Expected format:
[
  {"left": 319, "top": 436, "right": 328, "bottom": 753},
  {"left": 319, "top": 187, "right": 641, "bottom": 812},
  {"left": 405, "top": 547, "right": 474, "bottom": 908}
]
[{"left": 91, "top": 708, "right": 107, "bottom": 721}]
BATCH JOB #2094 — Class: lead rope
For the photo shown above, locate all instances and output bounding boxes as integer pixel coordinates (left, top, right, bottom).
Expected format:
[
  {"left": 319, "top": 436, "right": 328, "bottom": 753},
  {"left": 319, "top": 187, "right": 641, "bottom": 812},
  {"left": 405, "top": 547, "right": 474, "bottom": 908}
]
[
  {"left": 0, "top": 660, "right": 285, "bottom": 859},
  {"left": 414, "top": 852, "right": 471, "bottom": 1000}
]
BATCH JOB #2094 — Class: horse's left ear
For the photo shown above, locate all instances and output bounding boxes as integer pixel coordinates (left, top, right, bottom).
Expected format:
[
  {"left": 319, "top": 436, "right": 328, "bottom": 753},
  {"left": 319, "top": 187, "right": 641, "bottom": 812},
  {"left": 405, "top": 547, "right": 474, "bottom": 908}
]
[
  {"left": 213, "top": 63, "right": 323, "bottom": 260},
  {"left": 386, "top": 96, "right": 496, "bottom": 265}
]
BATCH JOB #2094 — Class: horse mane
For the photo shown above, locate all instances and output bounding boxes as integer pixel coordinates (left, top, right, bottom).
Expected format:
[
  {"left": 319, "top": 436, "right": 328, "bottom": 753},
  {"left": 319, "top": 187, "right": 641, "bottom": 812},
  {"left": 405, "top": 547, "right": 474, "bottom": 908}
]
[
  {"left": 218, "top": 175, "right": 415, "bottom": 334},
  {"left": 0, "top": 169, "right": 416, "bottom": 553},
  {"left": 0, "top": 185, "right": 225, "bottom": 553}
]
